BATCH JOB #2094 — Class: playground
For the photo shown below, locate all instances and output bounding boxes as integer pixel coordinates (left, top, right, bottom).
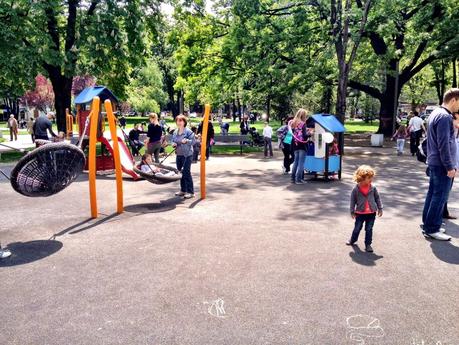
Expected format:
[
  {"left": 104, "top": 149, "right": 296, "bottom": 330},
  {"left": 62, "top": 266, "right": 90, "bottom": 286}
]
[{"left": 1, "top": 145, "right": 459, "bottom": 345}]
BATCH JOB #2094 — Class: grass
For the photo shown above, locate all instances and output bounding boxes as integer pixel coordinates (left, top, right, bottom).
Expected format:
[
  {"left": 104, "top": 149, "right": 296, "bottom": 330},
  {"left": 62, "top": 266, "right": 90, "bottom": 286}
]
[{"left": 0, "top": 117, "right": 379, "bottom": 163}]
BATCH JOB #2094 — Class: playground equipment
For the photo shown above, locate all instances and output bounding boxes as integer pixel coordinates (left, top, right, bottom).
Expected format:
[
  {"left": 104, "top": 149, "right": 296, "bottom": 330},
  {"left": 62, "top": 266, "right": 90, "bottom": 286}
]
[
  {"left": 65, "top": 108, "right": 73, "bottom": 139},
  {"left": 1, "top": 94, "right": 211, "bottom": 218},
  {"left": 74, "top": 86, "right": 140, "bottom": 180},
  {"left": 304, "top": 114, "right": 346, "bottom": 180}
]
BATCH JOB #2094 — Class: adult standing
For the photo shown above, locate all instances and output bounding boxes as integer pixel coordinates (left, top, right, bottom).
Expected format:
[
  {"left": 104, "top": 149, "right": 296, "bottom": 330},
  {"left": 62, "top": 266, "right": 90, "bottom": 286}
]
[
  {"left": 290, "top": 109, "right": 312, "bottom": 184},
  {"left": 442, "top": 111, "right": 459, "bottom": 220},
  {"left": 33, "top": 113, "right": 57, "bottom": 143},
  {"left": 26, "top": 117, "right": 35, "bottom": 143},
  {"left": 7, "top": 115, "right": 18, "bottom": 141},
  {"left": 145, "top": 113, "right": 163, "bottom": 163},
  {"left": 408, "top": 111, "right": 426, "bottom": 156},
  {"left": 422, "top": 88, "right": 459, "bottom": 241},
  {"left": 240, "top": 114, "right": 250, "bottom": 135},
  {"left": 277, "top": 117, "right": 294, "bottom": 174},
  {"left": 172, "top": 115, "right": 196, "bottom": 199},
  {"left": 197, "top": 118, "right": 215, "bottom": 160},
  {"left": 119, "top": 115, "right": 127, "bottom": 129}
]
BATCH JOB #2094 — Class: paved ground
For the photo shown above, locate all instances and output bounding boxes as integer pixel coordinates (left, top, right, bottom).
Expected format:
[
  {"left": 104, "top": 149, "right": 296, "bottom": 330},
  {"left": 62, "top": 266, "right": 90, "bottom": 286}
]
[{"left": 1, "top": 146, "right": 459, "bottom": 345}]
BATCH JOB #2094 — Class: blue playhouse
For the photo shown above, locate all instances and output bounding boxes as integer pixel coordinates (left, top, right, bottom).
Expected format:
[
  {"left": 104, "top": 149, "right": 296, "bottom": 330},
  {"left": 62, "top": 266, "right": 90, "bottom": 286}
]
[{"left": 304, "top": 114, "right": 346, "bottom": 180}]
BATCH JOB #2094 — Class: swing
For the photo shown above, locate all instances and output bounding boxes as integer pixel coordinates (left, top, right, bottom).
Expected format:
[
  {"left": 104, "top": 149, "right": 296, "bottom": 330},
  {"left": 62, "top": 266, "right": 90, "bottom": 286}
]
[
  {"left": 133, "top": 162, "right": 182, "bottom": 185},
  {"left": 10, "top": 142, "right": 85, "bottom": 197}
]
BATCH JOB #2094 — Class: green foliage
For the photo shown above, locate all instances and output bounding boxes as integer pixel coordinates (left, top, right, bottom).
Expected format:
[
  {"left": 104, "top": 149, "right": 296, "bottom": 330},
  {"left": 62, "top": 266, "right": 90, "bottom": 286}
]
[{"left": 127, "top": 59, "right": 167, "bottom": 114}]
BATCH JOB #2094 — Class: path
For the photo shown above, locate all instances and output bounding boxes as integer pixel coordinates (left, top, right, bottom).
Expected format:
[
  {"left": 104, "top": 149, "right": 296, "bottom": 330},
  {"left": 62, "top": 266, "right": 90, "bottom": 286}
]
[{"left": 1, "top": 148, "right": 458, "bottom": 345}]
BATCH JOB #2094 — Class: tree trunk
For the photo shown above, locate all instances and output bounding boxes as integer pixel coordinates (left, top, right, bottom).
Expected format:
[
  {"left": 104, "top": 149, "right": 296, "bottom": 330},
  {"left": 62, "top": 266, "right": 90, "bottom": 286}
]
[
  {"left": 336, "top": 70, "right": 347, "bottom": 123},
  {"left": 50, "top": 74, "right": 73, "bottom": 133},
  {"left": 266, "top": 94, "right": 271, "bottom": 121},
  {"left": 376, "top": 72, "right": 399, "bottom": 136}
]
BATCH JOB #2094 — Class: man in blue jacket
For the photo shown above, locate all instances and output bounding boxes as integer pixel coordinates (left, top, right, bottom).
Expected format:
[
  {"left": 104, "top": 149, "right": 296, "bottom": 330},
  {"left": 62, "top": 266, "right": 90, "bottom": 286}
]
[{"left": 422, "top": 88, "right": 459, "bottom": 240}]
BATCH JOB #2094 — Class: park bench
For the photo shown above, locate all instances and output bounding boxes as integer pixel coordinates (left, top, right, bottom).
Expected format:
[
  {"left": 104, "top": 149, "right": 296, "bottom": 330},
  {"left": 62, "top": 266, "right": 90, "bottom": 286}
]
[{"left": 213, "top": 134, "right": 251, "bottom": 155}]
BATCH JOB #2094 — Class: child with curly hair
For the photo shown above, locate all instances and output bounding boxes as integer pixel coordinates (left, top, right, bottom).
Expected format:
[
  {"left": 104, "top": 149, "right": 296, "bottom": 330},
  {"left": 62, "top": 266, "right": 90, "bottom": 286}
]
[{"left": 347, "top": 165, "right": 383, "bottom": 252}]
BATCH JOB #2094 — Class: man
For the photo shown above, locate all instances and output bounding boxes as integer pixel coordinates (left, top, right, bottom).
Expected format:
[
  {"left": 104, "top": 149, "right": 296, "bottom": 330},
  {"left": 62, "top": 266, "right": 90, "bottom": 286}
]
[
  {"left": 128, "top": 123, "right": 144, "bottom": 156},
  {"left": 26, "top": 117, "right": 35, "bottom": 143},
  {"left": 119, "top": 115, "right": 127, "bottom": 129},
  {"left": 33, "top": 113, "right": 57, "bottom": 144},
  {"left": 408, "top": 111, "right": 425, "bottom": 156},
  {"left": 422, "top": 88, "right": 459, "bottom": 241},
  {"left": 7, "top": 114, "right": 18, "bottom": 141}
]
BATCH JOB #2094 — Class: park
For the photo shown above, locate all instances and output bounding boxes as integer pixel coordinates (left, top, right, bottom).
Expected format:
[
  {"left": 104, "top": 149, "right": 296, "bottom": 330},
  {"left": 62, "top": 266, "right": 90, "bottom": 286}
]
[{"left": 1, "top": 1, "right": 459, "bottom": 345}]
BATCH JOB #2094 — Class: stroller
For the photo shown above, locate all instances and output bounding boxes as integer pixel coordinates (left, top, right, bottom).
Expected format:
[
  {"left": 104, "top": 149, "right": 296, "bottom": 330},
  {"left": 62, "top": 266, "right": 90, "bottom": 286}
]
[{"left": 249, "top": 127, "right": 264, "bottom": 147}]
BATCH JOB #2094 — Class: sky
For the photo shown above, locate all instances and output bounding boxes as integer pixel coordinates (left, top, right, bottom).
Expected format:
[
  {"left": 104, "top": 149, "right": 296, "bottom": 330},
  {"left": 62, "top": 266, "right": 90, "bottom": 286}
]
[{"left": 160, "top": 1, "right": 214, "bottom": 17}]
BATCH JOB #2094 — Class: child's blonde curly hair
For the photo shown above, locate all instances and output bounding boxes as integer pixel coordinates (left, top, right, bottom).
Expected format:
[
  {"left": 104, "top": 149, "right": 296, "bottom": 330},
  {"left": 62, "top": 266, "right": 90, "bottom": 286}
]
[{"left": 353, "top": 165, "right": 376, "bottom": 183}]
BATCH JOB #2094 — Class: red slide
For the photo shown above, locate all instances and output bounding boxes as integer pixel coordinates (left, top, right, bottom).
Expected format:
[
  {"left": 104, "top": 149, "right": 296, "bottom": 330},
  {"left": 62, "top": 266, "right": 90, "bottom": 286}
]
[{"left": 99, "top": 135, "right": 140, "bottom": 180}]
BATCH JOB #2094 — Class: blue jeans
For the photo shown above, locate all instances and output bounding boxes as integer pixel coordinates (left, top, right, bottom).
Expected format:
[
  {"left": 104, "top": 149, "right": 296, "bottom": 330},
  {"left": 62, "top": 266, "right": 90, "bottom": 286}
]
[
  {"left": 291, "top": 149, "right": 306, "bottom": 182},
  {"left": 176, "top": 155, "right": 194, "bottom": 194},
  {"left": 350, "top": 213, "right": 376, "bottom": 245},
  {"left": 422, "top": 165, "right": 453, "bottom": 234}
]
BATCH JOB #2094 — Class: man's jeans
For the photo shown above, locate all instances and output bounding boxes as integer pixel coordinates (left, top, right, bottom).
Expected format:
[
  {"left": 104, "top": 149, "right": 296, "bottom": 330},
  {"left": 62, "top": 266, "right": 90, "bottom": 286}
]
[
  {"left": 264, "top": 137, "right": 273, "bottom": 157},
  {"left": 350, "top": 213, "right": 376, "bottom": 245},
  {"left": 176, "top": 155, "right": 194, "bottom": 194},
  {"left": 422, "top": 166, "right": 453, "bottom": 234},
  {"left": 291, "top": 149, "right": 306, "bottom": 182}
]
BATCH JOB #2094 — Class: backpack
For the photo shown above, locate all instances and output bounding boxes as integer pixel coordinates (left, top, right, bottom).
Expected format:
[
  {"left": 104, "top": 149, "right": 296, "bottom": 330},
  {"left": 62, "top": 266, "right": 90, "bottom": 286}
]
[
  {"left": 416, "top": 138, "right": 427, "bottom": 164},
  {"left": 292, "top": 122, "right": 306, "bottom": 144}
]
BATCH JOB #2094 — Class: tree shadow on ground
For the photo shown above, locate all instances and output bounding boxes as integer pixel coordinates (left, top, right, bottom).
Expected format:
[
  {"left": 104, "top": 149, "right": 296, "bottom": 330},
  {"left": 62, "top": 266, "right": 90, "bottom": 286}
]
[
  {"left": 205, "top": 152, "right": 430, "bottom": 224},
  {"left": 0, "top": 240, "right": 63, "bottom": 267},
  {"left": 348, "top": 245, "right": 384, "bottom": 266}
]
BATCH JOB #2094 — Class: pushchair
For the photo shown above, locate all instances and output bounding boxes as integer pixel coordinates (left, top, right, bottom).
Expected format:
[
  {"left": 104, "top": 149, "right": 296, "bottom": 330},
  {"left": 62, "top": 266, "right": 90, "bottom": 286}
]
[{"left": 249, "top": 127, "right": 264, "bottom": 147}]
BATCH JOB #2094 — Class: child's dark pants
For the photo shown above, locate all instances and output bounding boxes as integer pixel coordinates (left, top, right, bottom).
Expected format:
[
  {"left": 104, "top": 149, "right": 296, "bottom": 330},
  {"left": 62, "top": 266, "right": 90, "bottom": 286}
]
[{"left": 350, "top": 213, "right": 376, "bottom": 245}]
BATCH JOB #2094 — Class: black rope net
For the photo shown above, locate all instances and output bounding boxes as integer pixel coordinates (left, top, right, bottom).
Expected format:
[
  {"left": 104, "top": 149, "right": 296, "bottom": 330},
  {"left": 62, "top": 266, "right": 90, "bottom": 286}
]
[{"left": 10, "top": 142, "right": 85, "bottom": 197}]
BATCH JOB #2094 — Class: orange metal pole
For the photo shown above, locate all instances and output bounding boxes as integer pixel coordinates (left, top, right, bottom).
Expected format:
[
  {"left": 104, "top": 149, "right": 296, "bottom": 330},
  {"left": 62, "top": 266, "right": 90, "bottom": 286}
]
[
  {"left": 88, "top": 97, "right": 100, "bottom": 219},
  {"left": 105, "top": 100, "right": 124, "bottom": 214},
  {"left": 200, "top": 104, "right": 211, "bottom": 199}
]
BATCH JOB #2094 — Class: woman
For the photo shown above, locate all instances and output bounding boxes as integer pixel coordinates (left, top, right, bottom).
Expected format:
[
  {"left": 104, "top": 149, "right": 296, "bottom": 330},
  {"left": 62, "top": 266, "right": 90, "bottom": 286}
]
[
  {"left": 145, "top": 113, "right": 163, "bottom": 163},
  {"left": 277, "top": 117, "right": 294, "bottom": 174},
  {"left": 172, "top": 115, "right": 196, "bottom": 199},
  {"left": 289, "top": 109, "right": 312, "bottom": 184}
]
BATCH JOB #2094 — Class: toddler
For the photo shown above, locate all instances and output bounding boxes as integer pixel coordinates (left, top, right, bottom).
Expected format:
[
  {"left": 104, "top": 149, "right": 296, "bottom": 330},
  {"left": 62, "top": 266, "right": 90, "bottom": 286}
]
[
  {"left": 392, "top": 125, "right": 408, "bottom": 155},
  {"left": 347, "top": 165, "right": 383, "bottom": 252}
]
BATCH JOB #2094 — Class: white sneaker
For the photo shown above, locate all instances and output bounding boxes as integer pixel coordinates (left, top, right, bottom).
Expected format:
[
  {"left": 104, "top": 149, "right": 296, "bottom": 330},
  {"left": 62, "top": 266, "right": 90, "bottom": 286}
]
[
  {"left": 183, "top": 193, "right": 195, "bottom": 199},
  {"left": 0, "top": 249, "right": 11, "bottom": 259},
  {"left": 175, "top": 191, "right": 185, "bottom": 197},
  {"left": 425, "top": 232, "right": 451, "bottom": 241}
]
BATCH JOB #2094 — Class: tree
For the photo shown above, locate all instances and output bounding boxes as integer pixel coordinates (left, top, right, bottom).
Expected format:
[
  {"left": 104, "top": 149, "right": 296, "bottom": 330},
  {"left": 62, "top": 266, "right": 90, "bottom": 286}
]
[
  {"left": 72, "top": 75, "right": 96, "bottom": 96},
  {"left": 348, "top": 0, "right": 459, "bottom": 135},
  {"left": 21, "top": 75, "right": 55, "bottom": 111},
  {"left": 330, "top": 0, "right": 372, "bottom": 123},
  {"left": 127, "top": 60, "right": 167, "bottom": 114},
  {"left": 0, "top": 1, "right": 160, "bottom": 132}
]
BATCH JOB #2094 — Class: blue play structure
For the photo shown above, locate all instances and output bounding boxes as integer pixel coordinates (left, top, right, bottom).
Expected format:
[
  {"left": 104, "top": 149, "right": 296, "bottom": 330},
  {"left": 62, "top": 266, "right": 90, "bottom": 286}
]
[{"left": 304, "top": 114, "right": 346, "bottom": 180}]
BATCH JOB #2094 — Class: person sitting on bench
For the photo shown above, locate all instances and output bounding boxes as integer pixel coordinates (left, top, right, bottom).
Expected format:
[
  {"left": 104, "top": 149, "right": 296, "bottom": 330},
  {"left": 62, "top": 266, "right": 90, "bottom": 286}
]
[{"left": 129, "top": 123, "right": 144, "bottom": 156}]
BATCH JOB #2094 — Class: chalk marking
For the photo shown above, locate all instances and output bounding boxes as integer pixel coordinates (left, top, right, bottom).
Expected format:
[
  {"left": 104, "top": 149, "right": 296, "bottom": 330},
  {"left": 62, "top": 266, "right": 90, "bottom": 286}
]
[
  {"left": 346, "top": 314, "right": 385, "bottom": 344},
  {"left": 206, "top": 298, "right": 226, "bottom": 318}
]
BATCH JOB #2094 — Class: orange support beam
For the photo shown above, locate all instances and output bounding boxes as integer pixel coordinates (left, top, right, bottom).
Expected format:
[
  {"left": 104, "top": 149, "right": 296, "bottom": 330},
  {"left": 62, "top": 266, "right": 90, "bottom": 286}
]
[
  {"left": 200, "top": 104, "right": 211, "bottom": 199},
  {"left": 66, "top": 108, "right": 73, "bottom": 138},
  {"left": 88, "top": 97, "right": 100, "bottom": 218},
  {"left": 105, "top": 99, "right": 124, "bottom": 214}
]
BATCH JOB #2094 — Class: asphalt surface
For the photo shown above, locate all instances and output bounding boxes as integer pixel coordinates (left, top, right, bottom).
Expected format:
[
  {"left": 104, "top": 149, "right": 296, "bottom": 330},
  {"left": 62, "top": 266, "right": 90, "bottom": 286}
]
[{"left": 1, "top": 147, "right": 458, "bottom": 345}]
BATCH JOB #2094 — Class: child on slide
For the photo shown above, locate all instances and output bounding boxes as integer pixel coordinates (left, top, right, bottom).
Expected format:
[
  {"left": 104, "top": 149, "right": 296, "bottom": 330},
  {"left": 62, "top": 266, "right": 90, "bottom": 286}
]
[{"left": 139, "top": 153, "right": 176, "bottom": 177}]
